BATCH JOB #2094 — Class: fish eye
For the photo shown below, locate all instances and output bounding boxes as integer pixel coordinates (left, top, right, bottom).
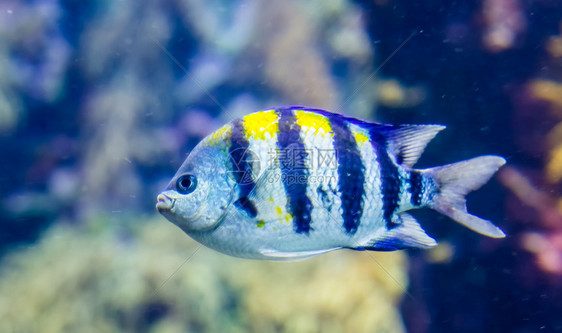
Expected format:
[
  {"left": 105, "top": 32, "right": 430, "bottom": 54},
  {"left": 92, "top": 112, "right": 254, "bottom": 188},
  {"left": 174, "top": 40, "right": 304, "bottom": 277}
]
[{"left": 176, "top": 174, "right": 197, "bottom": 194}]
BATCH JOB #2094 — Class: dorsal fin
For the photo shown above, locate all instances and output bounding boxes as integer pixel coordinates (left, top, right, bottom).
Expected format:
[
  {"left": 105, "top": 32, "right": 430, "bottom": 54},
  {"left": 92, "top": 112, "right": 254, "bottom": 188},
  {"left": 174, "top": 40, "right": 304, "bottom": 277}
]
[
  {"left": 386, "top": 125, "right": 445, "bottom": 167},
  {"left": 288, "top": 107, "right": 444, "bottom": 168}
]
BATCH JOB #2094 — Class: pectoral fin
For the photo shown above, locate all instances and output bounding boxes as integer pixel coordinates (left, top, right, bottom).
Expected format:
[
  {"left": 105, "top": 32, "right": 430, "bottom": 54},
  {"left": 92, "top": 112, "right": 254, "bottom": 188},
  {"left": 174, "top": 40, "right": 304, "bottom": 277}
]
[{"left": 226, "top": 164, "right": 289, "bottom": 225}]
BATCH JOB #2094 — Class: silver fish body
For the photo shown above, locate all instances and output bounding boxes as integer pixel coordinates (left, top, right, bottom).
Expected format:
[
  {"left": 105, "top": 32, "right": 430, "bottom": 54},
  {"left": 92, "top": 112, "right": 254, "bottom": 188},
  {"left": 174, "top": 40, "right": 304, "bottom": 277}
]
[{"left": 157, "top": 106, "right": 506, "bottom": 260}]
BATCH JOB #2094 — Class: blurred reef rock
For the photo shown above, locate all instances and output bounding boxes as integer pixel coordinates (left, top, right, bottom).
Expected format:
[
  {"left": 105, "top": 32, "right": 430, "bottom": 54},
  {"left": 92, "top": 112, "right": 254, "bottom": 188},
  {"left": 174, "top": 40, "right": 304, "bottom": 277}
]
[
  {"left": 0, "top": 1, "right": 439, "bottom": 253},
  {"left": 0, "top": 0, "right": 379, "bottom": 252},
  {"left": 0, "top": 218, "right": 407, "bottom": 333},
  {"left": 500, "top": 21, "right": 562, "bottom": 279}
]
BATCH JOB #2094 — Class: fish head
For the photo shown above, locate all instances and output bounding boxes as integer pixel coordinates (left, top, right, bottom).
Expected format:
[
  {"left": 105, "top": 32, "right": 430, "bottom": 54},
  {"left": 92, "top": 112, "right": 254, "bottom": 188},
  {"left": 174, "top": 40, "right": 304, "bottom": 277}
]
[{"left": 157, "top": 144, "right": 235, "bottom": 232}]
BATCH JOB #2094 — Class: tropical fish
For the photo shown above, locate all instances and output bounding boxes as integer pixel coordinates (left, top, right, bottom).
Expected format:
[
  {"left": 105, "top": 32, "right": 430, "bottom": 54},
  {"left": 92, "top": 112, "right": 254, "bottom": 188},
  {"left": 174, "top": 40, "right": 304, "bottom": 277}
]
[{"left": 156, "top": 106, "right": 506, "bottom": 260}]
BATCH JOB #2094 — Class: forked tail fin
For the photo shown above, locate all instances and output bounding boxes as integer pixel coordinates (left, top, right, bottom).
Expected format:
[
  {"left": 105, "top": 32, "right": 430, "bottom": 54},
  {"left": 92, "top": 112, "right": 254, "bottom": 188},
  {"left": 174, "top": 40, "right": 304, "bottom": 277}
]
[{"left": 427, "top": 155, "right": 506, "bottom": 238}]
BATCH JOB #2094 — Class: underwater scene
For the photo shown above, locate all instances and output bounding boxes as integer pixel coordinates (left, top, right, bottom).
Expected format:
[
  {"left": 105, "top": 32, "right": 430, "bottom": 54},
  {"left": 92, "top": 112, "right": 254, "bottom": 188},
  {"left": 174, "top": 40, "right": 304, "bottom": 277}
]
[{"left": 1, "top": 0, "right": 562, "bottom": 332}]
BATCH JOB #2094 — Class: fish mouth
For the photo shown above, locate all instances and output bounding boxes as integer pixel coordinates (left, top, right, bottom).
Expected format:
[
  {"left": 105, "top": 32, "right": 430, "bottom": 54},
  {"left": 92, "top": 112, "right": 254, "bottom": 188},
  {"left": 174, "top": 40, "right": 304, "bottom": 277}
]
[{"left": 156, "top": 193, "right": 175, "bottom": 212}]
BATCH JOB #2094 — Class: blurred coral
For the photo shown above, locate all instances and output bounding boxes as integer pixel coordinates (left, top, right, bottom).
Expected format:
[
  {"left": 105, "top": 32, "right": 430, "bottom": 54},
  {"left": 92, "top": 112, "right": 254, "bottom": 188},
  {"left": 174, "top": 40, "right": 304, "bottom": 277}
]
[
  {"left": 528, "top": 80, "right": 562, "bottom": 115},
  {"left": 481, "top": 0, "right": 527, "bottom": 52},
  {"left": 547, "top": 122, "right": 562, "bottom": 183},
  {"left": 525, "top": 79, "right": 562, "bottom": 185},
  {"left": 0, "top": 0, "right": 70, "bottom": 133},
  {"left": 377, "top": 79, "right": 426, "bottom": 108},
  {"left": 257, "top": 1, "right": 339, "bottom": 110},
  {"left": 0, "top": 0, "right": 382, "bottom": 233},
  {"left": 500, "top": 23, "right": 562, "bottom": 278},
  {"left": 0, "top": 217, "right": 407, "bottom": 333},
  {"left": 499, "top": 163, "right": 562, "bottom": 278},
  {"left": 546, "top": 22, "right": 562, "bottom": 58},
  {"left": 521, "top": 232, "right": 562, "bottom": 276},
  {"left": 499, "top": 167, "right": 562, "bottom": 230}
]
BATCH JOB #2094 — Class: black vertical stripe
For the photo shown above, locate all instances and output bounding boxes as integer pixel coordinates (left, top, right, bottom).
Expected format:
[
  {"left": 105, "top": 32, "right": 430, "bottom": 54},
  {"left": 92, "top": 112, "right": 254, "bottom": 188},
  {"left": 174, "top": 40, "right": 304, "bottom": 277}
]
[
  {"left": 229, "top": 118, "right": 258, "bottom": 218},
  {"left": 367, "top": 129, "right": 401, "bottom": 229},
  {"left": 276, "top": 108, "right": 313, "bottom": 234},
  {"left": 325, "top": 114, "right": 365, "bottom": 235},
  {"left": 409, "top": 171, "right": 423, "bottom": 206},
  {"left": 297, "top": 107, "right": 402, "bottom": 230}
]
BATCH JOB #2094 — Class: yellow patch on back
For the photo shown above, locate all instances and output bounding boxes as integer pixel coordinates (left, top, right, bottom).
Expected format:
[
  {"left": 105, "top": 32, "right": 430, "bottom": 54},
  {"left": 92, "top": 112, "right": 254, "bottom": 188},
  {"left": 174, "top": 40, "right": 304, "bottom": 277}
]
[
  {"left": 256, "top": 220, "right": 265, "bottom": 228},
  {"left": 275, "top": 206, "right": 283, "bottom": 216},
  {"left": 352, "top": 130, "right": 370, "bottom": 146},
  {"left": 206, "top": 124, "right": 232, "bottom": 146},
  {"left": 243, "top": 110, "right": 279, "bottom": 141},
  {"left": 294, "top": 110, "right": 333, "bottom": 137}
]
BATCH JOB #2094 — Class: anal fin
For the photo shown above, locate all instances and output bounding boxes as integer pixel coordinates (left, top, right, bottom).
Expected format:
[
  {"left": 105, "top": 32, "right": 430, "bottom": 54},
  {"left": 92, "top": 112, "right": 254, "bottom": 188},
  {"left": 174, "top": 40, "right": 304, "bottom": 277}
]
[{"left": 362, "top": 213, "right": 437, "bottom": 251}]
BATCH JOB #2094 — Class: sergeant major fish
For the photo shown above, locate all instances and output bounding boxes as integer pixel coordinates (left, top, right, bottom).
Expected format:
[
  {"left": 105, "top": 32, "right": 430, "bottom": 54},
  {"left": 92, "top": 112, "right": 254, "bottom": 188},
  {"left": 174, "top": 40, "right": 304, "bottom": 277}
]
[{"left": 156, "top": 106, "right": 506, "bottom": 260}]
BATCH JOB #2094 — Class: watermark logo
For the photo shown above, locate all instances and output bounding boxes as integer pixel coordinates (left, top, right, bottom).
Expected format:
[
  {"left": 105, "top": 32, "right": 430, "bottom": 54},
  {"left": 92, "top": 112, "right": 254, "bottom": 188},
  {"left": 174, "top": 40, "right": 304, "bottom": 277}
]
[
  {"left": 267, "top": 148, "right": 337, "bottom": 170},
  {"left": 227, "top": 147, "right": 338, "bottom": 186},
  {"left": 227, "top": 147, "right": 261, "bottom": 185}
]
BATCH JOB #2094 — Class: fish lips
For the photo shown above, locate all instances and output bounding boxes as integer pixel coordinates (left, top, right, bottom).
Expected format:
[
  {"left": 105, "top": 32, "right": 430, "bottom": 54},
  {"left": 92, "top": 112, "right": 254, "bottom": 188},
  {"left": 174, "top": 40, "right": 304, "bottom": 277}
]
[{"left": 156, "top": 193, "right": 175, "bottom": 212}]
